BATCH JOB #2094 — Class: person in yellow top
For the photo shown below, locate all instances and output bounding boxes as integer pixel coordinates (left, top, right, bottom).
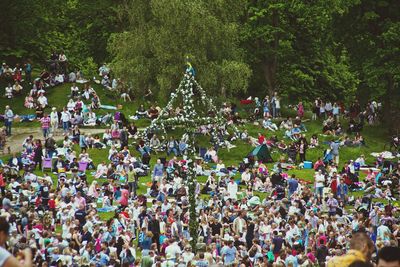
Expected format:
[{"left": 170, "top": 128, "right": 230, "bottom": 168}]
[{"left": 327, "top": 232, "right": 375, "bottom": 267}]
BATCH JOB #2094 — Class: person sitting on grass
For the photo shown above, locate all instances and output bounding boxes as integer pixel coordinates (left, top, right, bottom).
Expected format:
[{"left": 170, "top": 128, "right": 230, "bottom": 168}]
[
  {"left": 310, "top": 134, "right": 319, "bottom": 148},
  {"left": 263, "top": 118, "right": 278, "bottom": 132},
  {"left": 354, "top": 133, "right": 366, "bottom": 146},
  {"left": 137, "top": 139, "right": 151, "bottom": 156},
  {"left": 291, "top": 125, "right": 302, "bottom": 140},
  {"left": 12, "top": 81, "right": 23, "bottom": 95},
  {"left": 135, "top": 104, "right": 149, "bottom": 119},
  {"left": 83, "top": 109, "right": 97, "bottom": 126},
  {"left": 166, "top": 137, "right": 179, "bottom": 156},
  {"left": 202, "top": 146, "right": 216, "bottom": 163},
  {"left": 280, "top": 117, "right": 293, "bottom": 130},
  {"left": 5, "top": 83, "right": 13, "bottom": 98},
  {"left": 334, "top": 122, "right": 343, "bottom": 136},
  {"left": 79, "top": 148, "right": 95, "bottom": 169}
]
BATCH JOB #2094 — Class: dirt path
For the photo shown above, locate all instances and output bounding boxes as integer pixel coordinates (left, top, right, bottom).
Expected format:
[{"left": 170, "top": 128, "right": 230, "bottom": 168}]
[{"left": 2, "top": 127, "right": 106, "bottom": 154}]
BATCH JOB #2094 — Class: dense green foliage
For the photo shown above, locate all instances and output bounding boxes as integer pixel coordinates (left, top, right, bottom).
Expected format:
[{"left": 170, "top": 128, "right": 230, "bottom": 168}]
[
  {"left": 1, "top": 0, "right": 399, "bottom": 127},
  {"left": 0, "top": 0, "right": 119, "bottom": 73},
  {"left": 108, "top": 0, "right": 251, "bottom": 100},
  {"left": 333, "top": 0, "right": 400, "bottom": 129}
]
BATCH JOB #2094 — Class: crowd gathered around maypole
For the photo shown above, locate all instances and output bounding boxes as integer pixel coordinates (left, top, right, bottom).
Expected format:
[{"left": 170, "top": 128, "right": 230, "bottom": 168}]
[{"left": 0, "top": 55, "right": 399, "bottom": 267}]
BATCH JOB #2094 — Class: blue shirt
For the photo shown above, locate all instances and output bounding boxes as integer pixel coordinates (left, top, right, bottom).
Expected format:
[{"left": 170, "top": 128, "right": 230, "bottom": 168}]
[
  {"left": 330, "top": 142, "right": 340, "bottom": 155},
  {"left": 153, "top": 163, "right": 164, "bottom": 177},
  {"left": 333, "top": 107, "right": 339, "bottom": 115},
  {"left": 288, "top": 178, "right": 298, "bottom": 193},
  {"left": 285, "top": 255, "right": 298, "bottom": 267},
  {"left": 221, "top": 246, "right": 237, "bottom": 264},
  {"left": 5, "top": 109, "right": 14, "bottom": 122},
  {"left": 337, "top": 183, "right": 348, "bottom": 196}
]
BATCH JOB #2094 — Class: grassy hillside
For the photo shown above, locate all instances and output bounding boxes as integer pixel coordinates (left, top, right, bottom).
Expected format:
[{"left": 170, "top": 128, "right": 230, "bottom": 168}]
[{"left": 1, "top": 79, "right": 398, "bottom": 211}]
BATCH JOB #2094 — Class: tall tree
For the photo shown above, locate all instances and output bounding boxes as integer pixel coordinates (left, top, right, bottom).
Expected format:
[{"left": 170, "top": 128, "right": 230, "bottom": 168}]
[
  {"left": 243, "top": 0, "right": 359, "bottom": 101},
  {"left": 108, "top": 0, "right": 251, "bottom": 100},
  {"left": 333, "top": 0, "right": 400, "bottom": 131},
  {"left": 0, "top": 0, "right": 118, "bottom": 70}
]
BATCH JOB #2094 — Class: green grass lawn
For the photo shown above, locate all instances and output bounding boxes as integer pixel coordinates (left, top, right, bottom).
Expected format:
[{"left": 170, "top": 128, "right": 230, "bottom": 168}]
[
  {"left": 1, "top": 77, "right": 152, "bottom": 128},
  {"left": 1, "top": 78, "right": 398, "bottom": 219}
]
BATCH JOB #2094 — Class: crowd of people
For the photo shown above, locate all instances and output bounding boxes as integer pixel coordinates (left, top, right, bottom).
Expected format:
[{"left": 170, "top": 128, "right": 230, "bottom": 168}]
[{"left": 0, "top": 61, "right": 399, "bottom": 267}]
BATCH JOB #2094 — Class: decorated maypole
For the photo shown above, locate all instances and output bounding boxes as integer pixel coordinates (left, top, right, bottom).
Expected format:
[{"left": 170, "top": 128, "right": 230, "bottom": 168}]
[{"left": 141, "top": 59, "right": 238, "bottom": 249}]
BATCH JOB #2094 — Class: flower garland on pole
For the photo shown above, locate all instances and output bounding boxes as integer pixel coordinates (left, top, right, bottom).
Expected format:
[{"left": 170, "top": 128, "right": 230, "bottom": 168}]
[{"left": 141, "top": 65, "right": 240, "bottom": 250}]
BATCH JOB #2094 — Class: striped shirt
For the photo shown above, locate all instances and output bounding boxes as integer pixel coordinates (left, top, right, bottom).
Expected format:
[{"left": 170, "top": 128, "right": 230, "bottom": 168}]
[{"left": 40, "top": 117, "right": 51, "bottom": 129}]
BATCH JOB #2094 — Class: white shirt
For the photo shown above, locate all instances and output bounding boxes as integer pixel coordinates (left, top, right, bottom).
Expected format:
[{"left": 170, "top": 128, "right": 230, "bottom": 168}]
[
  {"left": 315, "top": 173, "right": 325, "bottom": 187},
  {"left": 55, "top": 74, "right": 64, "bottom": 83},
  {"left": 59, "top": 54, "right": 67, "bottom": 61},
  {"left": 5, "top": 86, "right": 12, "bottom": 95},
  {"left": 38, "top": 95, "right": 48, "bottom": 106},
  {"left": 0, "top": 245, "right": 11, "bottom": 266},
  {"left": 227, "top": 181, "right": 238, "bottom": 199},
  {"left": 50, "top": 111, "right": 59, "bottom": 122},
  {"left": 67, "top": 101, "right": 75, "bottom": 110},
  {"left": 165, "top": 242, "right": 182, "bottom": 260},
  {"left": 241, "top": 172, "right": 251, "bottom": 183},
  {"left": 275, "top": 99, "right": 280, "bottom": 109},
  {"left": 61, "top": 111, "right": 71, "bottom": 122}
]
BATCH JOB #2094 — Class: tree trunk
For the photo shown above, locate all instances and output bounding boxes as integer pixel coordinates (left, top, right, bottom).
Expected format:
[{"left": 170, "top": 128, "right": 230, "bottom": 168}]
[
  {"left": 262, "top": 6, "right": 279, "bottom": 96},
  {"left": 385, "top": 75, "right": 397, "bottom": 134},
  {"left": 220, "top": 85, "right": 226, "bottom": 98},
  {"left": 262, "top": 63, "right": 276, "bottom": 96}
]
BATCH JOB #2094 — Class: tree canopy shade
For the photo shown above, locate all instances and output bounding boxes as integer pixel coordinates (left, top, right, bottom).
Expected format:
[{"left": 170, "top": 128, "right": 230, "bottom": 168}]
[
  {"left": 1, "top": 0, "right": 399, "bottom": 130},
  {"left": 0, "top": 0, "right": 119, "bottom": 71},
  {"left": 108, "top": 0, "right": 251, "bottom": 100},
  {"left": 332, "top": 0, "right": 400, "bottom": 129},
  {"left": 242, "top": 0, "right": 359, "bottom": 101}
]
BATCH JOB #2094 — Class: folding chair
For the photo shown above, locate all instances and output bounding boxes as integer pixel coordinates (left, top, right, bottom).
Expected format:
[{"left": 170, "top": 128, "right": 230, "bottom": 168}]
[
  {"left": 42, "top": 158, "right": 52, "bottom": 172},
  {"left": 78, "top": 161, "right": 88, "bottom": 172}
]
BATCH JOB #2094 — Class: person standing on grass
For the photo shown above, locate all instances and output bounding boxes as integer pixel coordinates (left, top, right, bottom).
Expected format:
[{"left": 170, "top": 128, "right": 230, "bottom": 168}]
[
  {"left": 326, "top": 193, "right": 339, "bottom": 216},
  {"left": 61, "top": 107, "right": 71, "bottom": 134},
  {"left": 297, "top": 101, "right": 304, "bottom": 118},
  {"left": 271, "top": 92, "right": 278, "bottom": 118},
  {"left": 4, "top": 106, "right": 13, "bottom": 136},
  {"left": 298, "top": 139, "right": 307, "bottom": 162},
  {"left": 50, "top": 107, "right": 59, "bottom": 135},
  {"left": 287, "top": 174, "right": 298, "bottom": 198},
  {"left": 337, "top": 178, "right": 348, "bottom": 204},
  {"left": 24, "top": 61, "right": 32, "bottom": 84},
  {"left": 314, "top": 169, "right": 325, "bottom": 204},
  {"left": 330, "top": 140, "right": 340, "bottom": 165},
  {"left": 333, "top": 102, "right": 340, "bottom": 121},
  {"left": 39, "top": 113, "right": 51, "bottom": 138},
  {"left": 33, "top": 139, "right": 43, "bottom": 170}
]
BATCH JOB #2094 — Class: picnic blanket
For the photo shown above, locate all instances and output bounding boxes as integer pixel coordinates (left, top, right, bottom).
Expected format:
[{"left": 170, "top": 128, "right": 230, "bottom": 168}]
[
  {"left": 76, "top": 79, "right": 89, "bottom": 84},
  {"left": 370, "top": 151, "right": 398, "bottom": 159},
  {"left": 240, "top": 99, "right": 253, "bottom": 105},
  {"left": 18, "top": 114, "right": 36, "bottom": 122},
  {"left": 100, "top": 104, "right": 117, "bottom": 110}
]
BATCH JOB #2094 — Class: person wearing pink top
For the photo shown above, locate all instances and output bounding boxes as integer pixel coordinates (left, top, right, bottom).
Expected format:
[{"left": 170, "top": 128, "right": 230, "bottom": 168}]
[
  {"left": 74, "top": 191, "right": 86, "bottom": 208},
  {"left": 39, "top": 113, "right": 51, "bottom": 138},
  {"left": 119, "top": 185, "right": 129, "bottom": 208}
]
